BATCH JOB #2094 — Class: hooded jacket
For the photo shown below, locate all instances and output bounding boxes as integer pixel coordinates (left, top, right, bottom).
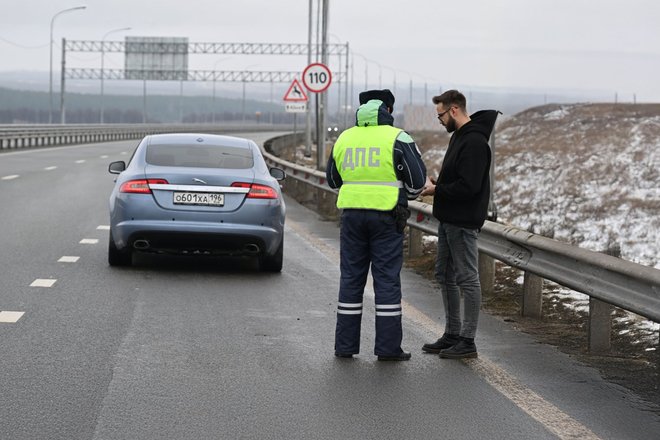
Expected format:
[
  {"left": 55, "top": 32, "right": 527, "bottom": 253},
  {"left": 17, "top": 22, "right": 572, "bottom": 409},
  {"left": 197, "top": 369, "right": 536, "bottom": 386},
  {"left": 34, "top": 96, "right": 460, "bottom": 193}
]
[
  {"left": 326, "top": 100, "right": 426, "bottom": 206},
  {"left": 432, "top": 110, "right": 499, "bottom": 229}
]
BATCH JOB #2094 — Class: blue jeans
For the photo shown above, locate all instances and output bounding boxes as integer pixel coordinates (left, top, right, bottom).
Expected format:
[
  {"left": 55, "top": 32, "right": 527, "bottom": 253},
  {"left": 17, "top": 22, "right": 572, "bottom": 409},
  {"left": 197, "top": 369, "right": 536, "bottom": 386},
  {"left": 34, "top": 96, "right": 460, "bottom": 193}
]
[{"left": 435, "top": 223, "right": 481, "bottom": 339}]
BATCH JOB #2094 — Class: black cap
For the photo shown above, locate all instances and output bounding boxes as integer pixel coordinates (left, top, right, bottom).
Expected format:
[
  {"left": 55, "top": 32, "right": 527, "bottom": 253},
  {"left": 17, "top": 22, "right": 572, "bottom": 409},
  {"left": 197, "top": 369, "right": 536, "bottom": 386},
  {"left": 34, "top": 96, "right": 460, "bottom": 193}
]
[{"left": 358, "top": 89, "right": 395, "bottom": 109}]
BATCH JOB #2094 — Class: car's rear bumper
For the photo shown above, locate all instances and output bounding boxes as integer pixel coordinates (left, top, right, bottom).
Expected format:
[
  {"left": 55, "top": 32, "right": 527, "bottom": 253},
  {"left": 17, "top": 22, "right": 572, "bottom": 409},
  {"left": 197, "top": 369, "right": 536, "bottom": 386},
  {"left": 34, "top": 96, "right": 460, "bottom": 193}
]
[{"left": 111, "top": 220, "right": 283, "bottom": 256}]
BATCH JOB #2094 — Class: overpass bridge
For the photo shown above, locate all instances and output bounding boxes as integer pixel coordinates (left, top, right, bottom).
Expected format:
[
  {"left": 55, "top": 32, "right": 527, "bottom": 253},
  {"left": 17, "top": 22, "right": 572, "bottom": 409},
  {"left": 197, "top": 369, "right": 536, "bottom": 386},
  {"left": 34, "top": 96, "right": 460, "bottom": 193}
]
[{"left": 0, "top": 125, "right": 658, "bottom": 439}]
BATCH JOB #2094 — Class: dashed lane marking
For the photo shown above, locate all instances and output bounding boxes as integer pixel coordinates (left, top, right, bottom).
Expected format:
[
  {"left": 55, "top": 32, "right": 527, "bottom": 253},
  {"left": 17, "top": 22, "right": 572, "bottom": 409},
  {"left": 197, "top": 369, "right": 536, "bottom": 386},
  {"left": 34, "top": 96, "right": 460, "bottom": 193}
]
[
  {"left": 58, "top": 256, "right": 80, "bottom": 263},
  {"left": 80, "top": 238, "right": 99, "bottom": 244},
  {"left": 1, "top": 175, "right": 19, "bottom": 180},
  {"left": 0, "top": 311, "right": 25, "bottom": 323},
  {"left": 44, "top": 166, "right": 57, "bottom": 171},
  {"left": 30, "top": 279, "right": 57, "bottom": 288},
  {"left": 75, "top": 160, "right": 86, "bottom": 164},
  {"left": 286, "top": 218, "right": 602, "bottom": 440},
  {"left": 96, "top": 225, "right": 110, "bottom": 230},
  {"left": 100, "top": 155, "right": 109, "bottom": 159}
]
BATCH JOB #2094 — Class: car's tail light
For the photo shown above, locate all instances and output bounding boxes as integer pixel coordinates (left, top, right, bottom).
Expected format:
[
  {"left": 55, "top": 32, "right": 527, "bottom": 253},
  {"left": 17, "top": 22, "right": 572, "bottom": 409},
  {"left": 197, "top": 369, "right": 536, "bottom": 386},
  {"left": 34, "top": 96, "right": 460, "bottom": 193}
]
[
  {"left": 119, "top": 179, "right": 168, "bottom": 194},
  {"left": 231, "top": 182, "right": 278, "bottom": 199}
]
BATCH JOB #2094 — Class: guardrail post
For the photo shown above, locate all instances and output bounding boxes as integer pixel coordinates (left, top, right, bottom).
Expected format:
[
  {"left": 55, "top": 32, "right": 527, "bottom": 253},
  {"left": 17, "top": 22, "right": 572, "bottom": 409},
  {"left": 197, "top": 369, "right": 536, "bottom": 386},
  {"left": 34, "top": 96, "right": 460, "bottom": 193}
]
[
  {"left": 587, "top": 243, "right": 620, "bottom": 353},
  {"left": 588, "top": 298, "right": 613, "bottom": 353},
  {"left": 478, "top": 252, "right": 495, "bottom": 296},
  {"left": 408, "top": 227, "right": 424, "bottom": 258},
  {"left": 522, "top": 272, "right": 544, "bottom": 318},
  {"left": 317, "top": 189, "right": 338, "bottom": 221}
]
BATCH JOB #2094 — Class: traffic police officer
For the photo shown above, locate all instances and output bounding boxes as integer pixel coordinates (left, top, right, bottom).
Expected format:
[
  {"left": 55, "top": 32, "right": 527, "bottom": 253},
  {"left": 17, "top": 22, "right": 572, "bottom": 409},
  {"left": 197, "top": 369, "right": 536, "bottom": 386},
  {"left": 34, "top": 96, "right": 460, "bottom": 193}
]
[{"left": 326, "top": 89, "right": 426, "bottom": 361}]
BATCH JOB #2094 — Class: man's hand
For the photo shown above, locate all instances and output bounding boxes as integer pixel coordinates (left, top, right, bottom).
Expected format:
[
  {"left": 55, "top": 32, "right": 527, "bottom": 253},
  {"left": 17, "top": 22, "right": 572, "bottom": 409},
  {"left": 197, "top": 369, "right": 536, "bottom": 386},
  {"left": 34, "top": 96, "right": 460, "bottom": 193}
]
[{"left": 420, "top": 176, "right": 436, "bottom": 197}]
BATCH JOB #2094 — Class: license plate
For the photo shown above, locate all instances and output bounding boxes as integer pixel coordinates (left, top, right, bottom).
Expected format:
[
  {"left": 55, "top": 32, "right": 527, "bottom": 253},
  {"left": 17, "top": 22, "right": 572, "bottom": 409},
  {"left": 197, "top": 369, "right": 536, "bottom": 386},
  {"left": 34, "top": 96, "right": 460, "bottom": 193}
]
[{"left": 173, "top": 192, "right": 224, "bottom": 206}]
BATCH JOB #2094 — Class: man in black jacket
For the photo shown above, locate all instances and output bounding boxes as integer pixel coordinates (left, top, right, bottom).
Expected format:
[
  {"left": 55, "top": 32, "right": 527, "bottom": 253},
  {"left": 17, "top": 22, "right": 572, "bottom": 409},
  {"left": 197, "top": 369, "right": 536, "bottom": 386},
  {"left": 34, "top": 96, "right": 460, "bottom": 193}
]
[{"left": 420, "top": 89, "right": 499, "bottom": 359}]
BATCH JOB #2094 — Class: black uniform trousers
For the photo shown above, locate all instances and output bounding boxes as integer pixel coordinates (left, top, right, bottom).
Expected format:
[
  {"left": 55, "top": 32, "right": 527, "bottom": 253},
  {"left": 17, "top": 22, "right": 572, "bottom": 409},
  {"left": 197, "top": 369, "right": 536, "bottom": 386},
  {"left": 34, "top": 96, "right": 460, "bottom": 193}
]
[{"left": 335, "top": 208, "right": 404, "bottom": 356}]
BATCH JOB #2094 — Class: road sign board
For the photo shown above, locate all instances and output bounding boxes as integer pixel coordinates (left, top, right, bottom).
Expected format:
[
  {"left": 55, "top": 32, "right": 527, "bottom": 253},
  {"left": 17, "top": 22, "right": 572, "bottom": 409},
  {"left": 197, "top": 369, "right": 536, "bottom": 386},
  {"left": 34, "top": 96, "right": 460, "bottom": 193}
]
[
  {"left": 283, "top": 78, "right": 308, "bottom": 102},
  {"left": 302, "top": 63, "right": 332, "bottom": 93},
  {"left": 285, "top": 103, "right": 307, "bottom": 113}
]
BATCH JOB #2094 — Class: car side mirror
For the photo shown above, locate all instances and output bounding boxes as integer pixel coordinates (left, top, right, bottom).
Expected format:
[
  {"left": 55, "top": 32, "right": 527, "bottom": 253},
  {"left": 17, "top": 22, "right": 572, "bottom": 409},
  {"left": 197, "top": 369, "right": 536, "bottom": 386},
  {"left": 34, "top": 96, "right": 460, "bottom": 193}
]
[
  {"left": 269, "top": 167, "right": 285, "bottom": 181},
  {"left": 108, "top": 161, "right": 126, "bottom": 174}
]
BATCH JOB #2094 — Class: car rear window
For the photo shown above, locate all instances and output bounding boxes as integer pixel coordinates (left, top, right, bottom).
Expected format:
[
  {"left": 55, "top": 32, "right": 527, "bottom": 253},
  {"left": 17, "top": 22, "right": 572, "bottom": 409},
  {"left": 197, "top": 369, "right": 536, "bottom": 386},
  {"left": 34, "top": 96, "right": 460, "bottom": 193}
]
[{"left": 145, "top": 144, "right": 254, "bottom": 169}]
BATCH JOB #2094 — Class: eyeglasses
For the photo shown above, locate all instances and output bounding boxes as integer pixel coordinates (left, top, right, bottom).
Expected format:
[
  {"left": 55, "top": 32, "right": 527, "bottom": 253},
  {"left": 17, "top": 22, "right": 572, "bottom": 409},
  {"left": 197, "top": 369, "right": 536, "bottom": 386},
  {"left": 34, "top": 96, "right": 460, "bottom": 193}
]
[{"left": 437, "top": 107, "right": 454, "bottom": 120}]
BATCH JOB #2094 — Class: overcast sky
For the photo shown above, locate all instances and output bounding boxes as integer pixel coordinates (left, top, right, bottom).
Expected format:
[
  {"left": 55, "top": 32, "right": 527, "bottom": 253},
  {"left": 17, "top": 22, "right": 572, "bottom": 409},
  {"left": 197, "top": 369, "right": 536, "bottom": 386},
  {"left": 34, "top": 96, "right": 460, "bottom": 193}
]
[{"left": 1, "top": 0, "right": 660, "bottom": 101}]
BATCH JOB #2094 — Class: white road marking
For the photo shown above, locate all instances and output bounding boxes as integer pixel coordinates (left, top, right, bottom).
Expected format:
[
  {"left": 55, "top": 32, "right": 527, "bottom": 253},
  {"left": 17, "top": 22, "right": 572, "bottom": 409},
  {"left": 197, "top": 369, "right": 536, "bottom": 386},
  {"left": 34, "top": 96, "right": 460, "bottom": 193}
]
[
  {"left": 100, "top": 155, "right": 109, "bottom": 159},
  {"left": 1, "top": 175, "right": 19, "bottom": 180},
  {"left": 0, "top": 311, "right": 25, "bottom": 323},
  {"left": 30, "top": 279, "right": 57, "bottom": 288},
  {"left": 120, "top": 151, "right": 127, "bottom": 155},
  {"left": 80, "top": 238, "right": 99, "bottom": 244},
  {"left": 96, "top": 225, "right": 110, "bottom": 230},
  {"left": 44, "top": 166, "right": 57, "bottom": 171},
  {"left": 286, "top": 219, "right": 603, "bottom": 440},
  {"left": 403, "top": 305, "right": 601, "bottom": 440},
  {"left": 75, "top": 159, "right": 86, "bottom": 164},
  {"left": 58, "top": 256, "right": 80, "bottom": 263}
]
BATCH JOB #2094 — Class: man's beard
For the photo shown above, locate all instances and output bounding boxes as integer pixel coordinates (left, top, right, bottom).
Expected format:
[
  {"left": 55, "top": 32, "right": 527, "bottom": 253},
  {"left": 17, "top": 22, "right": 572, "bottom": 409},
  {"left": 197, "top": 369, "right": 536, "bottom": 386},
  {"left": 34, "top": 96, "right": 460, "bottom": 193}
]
[{"left": 444, "top": 115, "right": 457, "bottom": 133}]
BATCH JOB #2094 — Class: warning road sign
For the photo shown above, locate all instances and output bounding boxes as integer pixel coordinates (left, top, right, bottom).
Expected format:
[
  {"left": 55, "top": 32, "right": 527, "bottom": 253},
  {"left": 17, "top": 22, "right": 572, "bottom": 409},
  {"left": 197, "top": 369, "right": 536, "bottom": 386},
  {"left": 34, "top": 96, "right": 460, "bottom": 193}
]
[{"left": 283, "top": 79, "right": 308, "bottom": 102}]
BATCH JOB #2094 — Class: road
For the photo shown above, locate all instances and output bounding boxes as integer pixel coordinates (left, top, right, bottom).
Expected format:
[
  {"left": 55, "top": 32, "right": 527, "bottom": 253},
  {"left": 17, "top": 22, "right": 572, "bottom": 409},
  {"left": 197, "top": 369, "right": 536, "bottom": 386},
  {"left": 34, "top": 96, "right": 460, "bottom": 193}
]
[{"left": 1, "top": 135, "right": 658, "bottom": 439}]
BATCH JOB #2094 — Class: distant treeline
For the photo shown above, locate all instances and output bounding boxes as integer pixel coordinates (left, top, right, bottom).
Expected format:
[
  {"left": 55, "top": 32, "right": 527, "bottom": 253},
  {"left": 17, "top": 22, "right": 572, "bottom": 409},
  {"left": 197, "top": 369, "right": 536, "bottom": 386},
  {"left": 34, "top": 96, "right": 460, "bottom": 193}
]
[{"left": 0, "top": 87, "right": 293, "bottom": 124}]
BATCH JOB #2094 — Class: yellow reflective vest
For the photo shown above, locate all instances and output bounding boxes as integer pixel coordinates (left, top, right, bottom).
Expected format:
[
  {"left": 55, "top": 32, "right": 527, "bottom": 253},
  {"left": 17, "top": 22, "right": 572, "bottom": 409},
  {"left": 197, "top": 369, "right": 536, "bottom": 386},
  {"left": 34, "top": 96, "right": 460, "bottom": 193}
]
[{"left": 332, "top": 125, "right": 403, "bottom": 210}]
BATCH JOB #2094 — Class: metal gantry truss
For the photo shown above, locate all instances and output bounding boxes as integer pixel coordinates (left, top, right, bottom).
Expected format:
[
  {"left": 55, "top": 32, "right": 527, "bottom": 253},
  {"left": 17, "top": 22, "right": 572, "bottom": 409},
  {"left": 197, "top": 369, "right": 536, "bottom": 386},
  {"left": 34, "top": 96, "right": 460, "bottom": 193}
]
[
  {"left": 66, "top": 68, "right": 346, "bottom": 83},
  {"left": 65, "top": 40, "right": 349, "bottom": 56},
  {"left": 59, "top": 39, "right": 351, "bottom": 127}
]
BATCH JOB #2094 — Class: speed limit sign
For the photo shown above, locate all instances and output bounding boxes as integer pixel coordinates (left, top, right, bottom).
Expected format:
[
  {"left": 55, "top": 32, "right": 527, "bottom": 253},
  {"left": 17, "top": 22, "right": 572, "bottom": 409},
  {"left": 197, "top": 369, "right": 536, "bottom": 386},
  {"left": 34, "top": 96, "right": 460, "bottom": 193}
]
[{"left": 302, "top": 63, "right": 332, "bottom": 93}]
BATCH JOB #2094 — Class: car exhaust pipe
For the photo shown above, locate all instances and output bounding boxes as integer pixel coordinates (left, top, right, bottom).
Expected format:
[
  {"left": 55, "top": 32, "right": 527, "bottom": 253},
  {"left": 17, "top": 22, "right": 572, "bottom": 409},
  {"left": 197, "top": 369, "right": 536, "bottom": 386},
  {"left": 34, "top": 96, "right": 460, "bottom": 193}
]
[
  {"left": 133, "top": 239, "right": 150, "bottom": 250},
  {"left": 244, "top": 244, "right": 260, "bottom": 254}
]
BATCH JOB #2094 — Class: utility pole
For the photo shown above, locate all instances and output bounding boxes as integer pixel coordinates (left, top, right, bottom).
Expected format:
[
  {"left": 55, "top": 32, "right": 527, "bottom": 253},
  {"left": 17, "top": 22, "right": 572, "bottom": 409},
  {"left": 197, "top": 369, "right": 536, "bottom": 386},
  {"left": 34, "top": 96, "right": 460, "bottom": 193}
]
[
  {"left": 317, "top": 0, "right": 329, "bottom": 170},
  {"left": 305, "top": 0, "right": 313, "bottom": 157}
]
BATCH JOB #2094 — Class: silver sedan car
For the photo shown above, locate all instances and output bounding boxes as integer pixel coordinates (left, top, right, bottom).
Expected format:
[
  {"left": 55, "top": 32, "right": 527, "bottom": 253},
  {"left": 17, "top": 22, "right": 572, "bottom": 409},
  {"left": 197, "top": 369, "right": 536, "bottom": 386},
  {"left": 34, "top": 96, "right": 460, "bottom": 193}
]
[{"left": 107, "top": 133, "right": 286, "bottom": 271}]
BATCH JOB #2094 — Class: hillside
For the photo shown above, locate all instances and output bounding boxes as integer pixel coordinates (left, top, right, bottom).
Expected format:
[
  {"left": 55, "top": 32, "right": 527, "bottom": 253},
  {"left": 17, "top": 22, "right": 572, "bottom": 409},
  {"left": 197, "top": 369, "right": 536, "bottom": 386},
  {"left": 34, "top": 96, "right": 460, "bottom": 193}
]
[
  {"left": 0, "top": 86, "right": 284, "bottom": 124},
  {"left": 417, "top": 103, "right": 660, "bottom": 269}
]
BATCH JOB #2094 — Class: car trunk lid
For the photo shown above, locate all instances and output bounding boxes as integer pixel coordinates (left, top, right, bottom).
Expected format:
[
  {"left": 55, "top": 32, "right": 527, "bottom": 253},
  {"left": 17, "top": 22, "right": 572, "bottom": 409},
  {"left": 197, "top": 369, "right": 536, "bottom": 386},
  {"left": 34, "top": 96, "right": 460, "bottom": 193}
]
[{"left": 144, "top": 165, "right": 255, "bottom": 212}]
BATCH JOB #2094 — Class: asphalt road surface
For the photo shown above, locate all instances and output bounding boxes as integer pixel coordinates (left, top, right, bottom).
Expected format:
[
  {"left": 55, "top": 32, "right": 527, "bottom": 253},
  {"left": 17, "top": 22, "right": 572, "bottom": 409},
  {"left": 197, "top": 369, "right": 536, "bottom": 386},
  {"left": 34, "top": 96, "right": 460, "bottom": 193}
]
[{"left": 1, "top": 135, "right": 658, "bottom": 440}]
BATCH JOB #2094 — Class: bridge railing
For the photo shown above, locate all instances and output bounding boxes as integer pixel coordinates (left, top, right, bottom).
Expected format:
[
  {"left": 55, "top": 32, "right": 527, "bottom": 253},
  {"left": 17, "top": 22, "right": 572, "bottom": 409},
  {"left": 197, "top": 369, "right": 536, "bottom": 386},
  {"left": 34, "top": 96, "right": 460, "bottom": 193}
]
[{"left": 263, "top": 134, "right": 660, "bottom": 355}]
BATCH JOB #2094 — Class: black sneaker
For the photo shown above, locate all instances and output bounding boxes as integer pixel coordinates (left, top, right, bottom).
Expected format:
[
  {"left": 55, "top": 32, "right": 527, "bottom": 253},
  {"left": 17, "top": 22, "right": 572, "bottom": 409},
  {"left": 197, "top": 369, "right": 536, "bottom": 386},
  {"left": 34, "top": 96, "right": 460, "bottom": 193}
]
[
  {"left": 421, "top": 334, "right": 460, "bottom": 354},
  {"left": 438, "top": 337, "right": 477, "bottom": 359}
]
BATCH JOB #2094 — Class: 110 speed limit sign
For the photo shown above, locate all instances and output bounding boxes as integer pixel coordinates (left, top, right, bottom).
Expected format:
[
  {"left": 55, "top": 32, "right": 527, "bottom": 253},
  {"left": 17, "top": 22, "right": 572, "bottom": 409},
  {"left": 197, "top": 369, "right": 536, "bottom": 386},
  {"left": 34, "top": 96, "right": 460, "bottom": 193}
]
[{"left": 302, "top": 63, "right": 332, "bottom": 93}]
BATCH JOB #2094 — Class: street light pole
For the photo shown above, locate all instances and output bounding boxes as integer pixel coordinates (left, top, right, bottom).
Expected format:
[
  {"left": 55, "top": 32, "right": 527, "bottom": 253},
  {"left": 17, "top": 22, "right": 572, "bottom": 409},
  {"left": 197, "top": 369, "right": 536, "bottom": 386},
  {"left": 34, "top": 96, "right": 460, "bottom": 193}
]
[
  {"left": 352, "top": 52, "right": 369, "bottom": 91},
  {"left": 49, "top": 5, "right": 86, "bottom": 124},
  {"left": 101, "top": 26, "right": 131, "bottom": 124},
  {"left": 241, "top": 64, "right": 259, "bottom": 126}
]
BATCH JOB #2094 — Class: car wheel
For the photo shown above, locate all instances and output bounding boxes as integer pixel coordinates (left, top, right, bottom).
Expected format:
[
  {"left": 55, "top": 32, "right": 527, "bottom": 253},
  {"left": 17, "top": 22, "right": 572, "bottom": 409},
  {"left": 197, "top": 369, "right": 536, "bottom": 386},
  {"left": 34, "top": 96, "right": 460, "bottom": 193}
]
[
  {"left": 259, "top": 237, "right": 283, "bottom": 272},
  {"left": 108, "top": 231, "right": 132, "bottom": 267}
]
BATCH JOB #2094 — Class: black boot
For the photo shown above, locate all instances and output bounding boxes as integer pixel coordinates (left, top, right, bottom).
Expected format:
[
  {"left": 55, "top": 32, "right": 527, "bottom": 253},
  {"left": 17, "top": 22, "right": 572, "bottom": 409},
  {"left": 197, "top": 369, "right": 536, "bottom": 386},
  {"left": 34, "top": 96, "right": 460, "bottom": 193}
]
[
  {"left": 421, "top": 333, "right": 460, "bottom": 354},
  {"left": 377, "top": 351, "right": 412, "bottom": 361},
  {"left": 439, "top": 337, "right": 477, "bottom": 359}
]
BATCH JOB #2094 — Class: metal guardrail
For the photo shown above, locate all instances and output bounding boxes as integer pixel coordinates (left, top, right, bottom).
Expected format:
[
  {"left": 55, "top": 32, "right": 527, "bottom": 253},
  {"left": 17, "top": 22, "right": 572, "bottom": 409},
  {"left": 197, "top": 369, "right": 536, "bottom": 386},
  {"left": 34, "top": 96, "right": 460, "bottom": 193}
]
[
  {"left": 0, "top": 123, "right": 292, "bottom": 150},
  {"left": 263, "top": 144, "right": 660, "bottom": 324}
]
